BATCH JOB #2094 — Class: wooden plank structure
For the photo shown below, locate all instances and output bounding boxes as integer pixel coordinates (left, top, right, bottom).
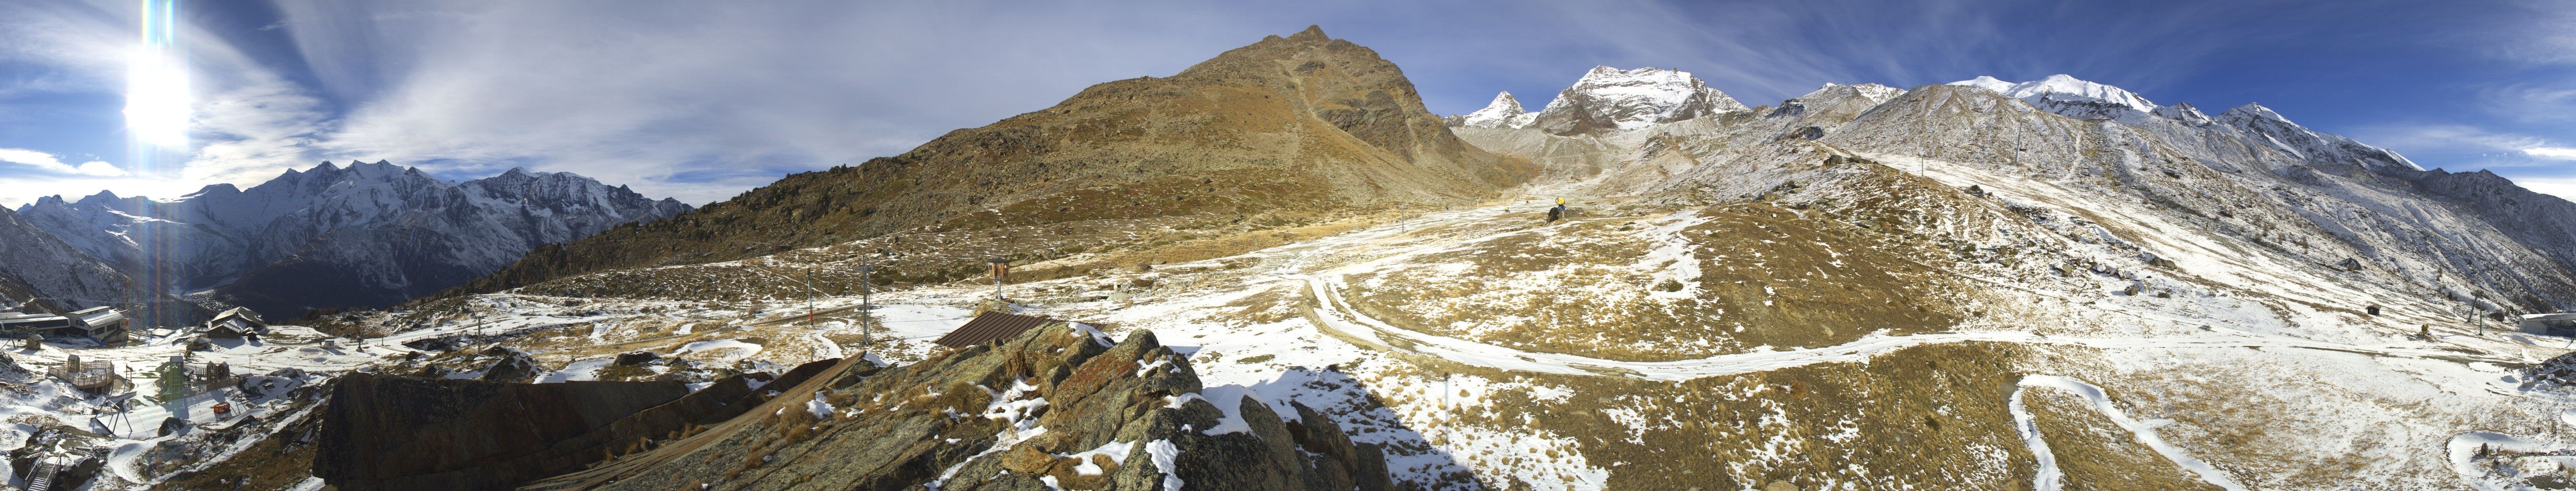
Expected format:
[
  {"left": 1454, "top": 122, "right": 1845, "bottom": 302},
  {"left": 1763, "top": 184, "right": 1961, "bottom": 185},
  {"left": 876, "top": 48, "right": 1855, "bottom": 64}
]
[{"left": 932, "top": 311, "right": 1066, "bottom": 349}]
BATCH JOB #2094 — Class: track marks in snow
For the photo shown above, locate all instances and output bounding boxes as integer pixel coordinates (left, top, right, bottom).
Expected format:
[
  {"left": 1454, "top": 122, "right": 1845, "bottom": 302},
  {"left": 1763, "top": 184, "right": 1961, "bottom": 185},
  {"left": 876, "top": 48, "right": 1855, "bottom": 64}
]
[{"left": 2010, "top": 374, "right": 2246, "bottom": 491}]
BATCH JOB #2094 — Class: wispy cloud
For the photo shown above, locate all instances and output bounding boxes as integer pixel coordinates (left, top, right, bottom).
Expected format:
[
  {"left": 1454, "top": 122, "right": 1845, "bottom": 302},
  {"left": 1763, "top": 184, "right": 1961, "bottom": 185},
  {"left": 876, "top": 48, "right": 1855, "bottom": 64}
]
[
  {"left": 0, "top": 147, "right": 125, "bottom": 175},
  {"left": 2360, "top": 124, "right": 2557, "bottom": 154},
  {"left": 2486, "top": 0, "right": 2576, "bottom": 66}
]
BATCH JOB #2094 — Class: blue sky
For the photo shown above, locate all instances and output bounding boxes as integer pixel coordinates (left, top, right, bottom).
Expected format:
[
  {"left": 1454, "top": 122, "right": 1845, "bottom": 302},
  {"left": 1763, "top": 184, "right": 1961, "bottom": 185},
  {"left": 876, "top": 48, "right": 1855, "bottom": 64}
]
[{"left": 1, "top": 0, "right": 2572, "bottom": 206}]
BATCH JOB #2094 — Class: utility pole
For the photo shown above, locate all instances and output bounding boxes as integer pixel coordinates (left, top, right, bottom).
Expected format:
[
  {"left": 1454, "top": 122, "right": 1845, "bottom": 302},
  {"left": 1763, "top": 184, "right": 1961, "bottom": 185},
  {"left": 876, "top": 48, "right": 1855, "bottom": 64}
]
[{"left": 858, "top": 263, "right": 874, "bottom": 350}]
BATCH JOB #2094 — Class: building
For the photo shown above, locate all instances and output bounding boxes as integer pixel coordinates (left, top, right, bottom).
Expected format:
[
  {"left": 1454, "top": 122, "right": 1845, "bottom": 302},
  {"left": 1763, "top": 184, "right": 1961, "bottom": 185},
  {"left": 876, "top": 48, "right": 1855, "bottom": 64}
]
[
  {"left": 0, "top": 311, "right": 71, "bottom": 334},
  {"left": 202, "top": 307, "right": 267, "bottom": 338},
  {"left": 0, "top": 306, "right": 129, "bottom": 344},
  {"left": 68, "top": 306, "right": 130, "bottom": 343},
  {"left": 2523, "top": 313, "right": 2576, "bottom": 337},
  {"left": 932, "top": 311, "right": 1072, "bottom": 349}
]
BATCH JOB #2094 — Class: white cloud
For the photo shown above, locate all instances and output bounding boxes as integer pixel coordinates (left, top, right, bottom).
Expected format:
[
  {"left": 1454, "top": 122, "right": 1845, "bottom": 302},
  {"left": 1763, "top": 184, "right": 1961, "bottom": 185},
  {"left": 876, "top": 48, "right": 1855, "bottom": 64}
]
[
  {"left": 2507, "top": 176, "right": 2576, "bottom": 203},
  {"left": 2357, "top": 124, "right": 2566, "bottom": 157},
  {"left": 0, "top": 148, "right": 126, "bottom": 176},
  {"left": 2526, "top": 147, "right": 2576, "bottom": 160}
]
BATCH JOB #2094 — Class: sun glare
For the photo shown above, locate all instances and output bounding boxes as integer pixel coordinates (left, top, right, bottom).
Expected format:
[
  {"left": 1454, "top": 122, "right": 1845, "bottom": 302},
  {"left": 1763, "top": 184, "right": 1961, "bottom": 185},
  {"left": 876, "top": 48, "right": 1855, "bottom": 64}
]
[{"left": 123, "top": 0, "right": 187, "bottom": 149}]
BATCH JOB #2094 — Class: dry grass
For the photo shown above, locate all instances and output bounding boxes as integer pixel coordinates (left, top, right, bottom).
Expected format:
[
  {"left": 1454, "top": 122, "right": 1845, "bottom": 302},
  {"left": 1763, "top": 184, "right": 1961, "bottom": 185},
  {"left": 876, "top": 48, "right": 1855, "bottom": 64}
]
[
  {"left": 1346, "top": 202, "right": 1964, "bottom": 362},
  {"left": 2023, "top": 388, "right": 2222, "bottom": 490},
  {"left": 1359, "top": 342, "right": 2040, "bottom": 490}
]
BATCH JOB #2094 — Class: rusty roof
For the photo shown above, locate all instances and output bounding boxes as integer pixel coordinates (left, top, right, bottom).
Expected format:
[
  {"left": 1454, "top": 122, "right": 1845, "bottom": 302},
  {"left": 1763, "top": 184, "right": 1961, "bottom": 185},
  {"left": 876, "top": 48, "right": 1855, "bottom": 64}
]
[{"left": 932, "top": 311, "right": 1065, "bottom": 349}]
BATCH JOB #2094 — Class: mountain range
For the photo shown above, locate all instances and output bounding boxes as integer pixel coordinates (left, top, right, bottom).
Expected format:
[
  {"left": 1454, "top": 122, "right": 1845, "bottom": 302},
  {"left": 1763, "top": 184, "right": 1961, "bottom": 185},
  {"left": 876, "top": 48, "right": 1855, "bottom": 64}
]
[
  {"left": 1445, "top": 70, "right": 2576, "bottom": 314},
  {"left": 14, "top": 160, "right": 690, "bottom": 319}
]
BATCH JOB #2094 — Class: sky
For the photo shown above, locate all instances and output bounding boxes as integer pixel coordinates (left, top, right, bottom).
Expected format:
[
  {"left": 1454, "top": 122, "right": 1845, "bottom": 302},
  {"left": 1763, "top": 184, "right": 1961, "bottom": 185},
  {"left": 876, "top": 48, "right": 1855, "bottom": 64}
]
[{"left": 1, "top": 0, "right": 2573, "bottom": 207}]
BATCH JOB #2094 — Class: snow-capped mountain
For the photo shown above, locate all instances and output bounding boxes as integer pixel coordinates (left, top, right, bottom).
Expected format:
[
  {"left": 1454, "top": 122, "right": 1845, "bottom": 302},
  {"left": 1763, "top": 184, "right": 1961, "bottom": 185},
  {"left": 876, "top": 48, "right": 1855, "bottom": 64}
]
[
  {"left": 15, "top": 160, "right": 692, "bottom": 318},
  {"left": 1522, "top": 66, "right": 1749, "bottom": 135},
  {"left": 1456, "top": 91, "right": 1535, "bottom": 129},
  {"left": 1951, "top": 74, "right": 2162, "bottom": 125},
  {"left": 0, "top": 206, "right": 134, "bottom": 312},
  {"left": 1946, "top": 75, "right": 2422, "bottom": 173}
]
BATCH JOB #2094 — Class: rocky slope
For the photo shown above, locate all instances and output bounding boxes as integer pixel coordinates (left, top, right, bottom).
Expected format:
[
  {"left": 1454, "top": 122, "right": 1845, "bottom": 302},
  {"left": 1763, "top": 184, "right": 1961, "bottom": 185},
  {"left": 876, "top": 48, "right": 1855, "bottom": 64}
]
[
  {"left": 436, "top": 25, "right": 1534, "bottom": 300},
  {"left": 16, "top": 161, "right": 691, "bottom": 318}
]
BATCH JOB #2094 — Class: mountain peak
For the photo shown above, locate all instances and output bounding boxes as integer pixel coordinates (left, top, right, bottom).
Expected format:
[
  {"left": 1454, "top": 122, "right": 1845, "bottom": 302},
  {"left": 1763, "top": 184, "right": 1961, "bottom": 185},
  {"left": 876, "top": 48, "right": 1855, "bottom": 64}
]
[
  {"left": 1290, "top": 24, "right": 1328, "bottom": 41},
  {"left": 72, "top": 190, "right": 121, "bottom": 207},
  {"left": 1950, "top": 74, "right": 2158, "bottom": 113},
  {"left": 2151, "top": 102, "right": 2216, "bottom": 126},
  {"left": 1796, "top": 83, "right": 1908, "bottom": 104},
  {"left": 1955, "top": 75, "right": 2014, "bottom": 93},
  {"left": 1949, "top": 74, "right": 2158, "bottom": 124},
  {"left": 2218, "top": 102, "right": 2293, "bottom": 125},
  {"left": 1525, "top": 66, "right": 1748, "bottom": 135},
  {"left": 183, "top": 183, "right": 243, "bottom": 199},
  {"left": 1458, "top": 91, "right": 1533, "bottom": 129}
]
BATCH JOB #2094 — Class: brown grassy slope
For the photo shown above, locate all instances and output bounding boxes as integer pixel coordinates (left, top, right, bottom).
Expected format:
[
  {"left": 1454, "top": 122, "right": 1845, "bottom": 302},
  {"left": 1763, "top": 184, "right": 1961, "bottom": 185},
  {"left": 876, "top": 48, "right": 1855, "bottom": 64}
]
[{"left": 431, "top": 25, "right": 1533, "bottom": 301}]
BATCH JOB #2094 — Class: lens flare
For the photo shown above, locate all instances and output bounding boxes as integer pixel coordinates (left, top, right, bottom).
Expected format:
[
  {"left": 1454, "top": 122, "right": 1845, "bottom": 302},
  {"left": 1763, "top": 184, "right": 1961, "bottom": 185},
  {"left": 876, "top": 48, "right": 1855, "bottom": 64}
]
[{"left": 124, "top": 0, "right": 187, "bottom": 149}]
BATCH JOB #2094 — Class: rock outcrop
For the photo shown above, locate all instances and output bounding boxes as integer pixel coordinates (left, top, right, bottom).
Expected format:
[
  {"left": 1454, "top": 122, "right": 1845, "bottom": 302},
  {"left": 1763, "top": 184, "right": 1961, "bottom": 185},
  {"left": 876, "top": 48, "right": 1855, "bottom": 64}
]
[
  {"left": 315, "top": 361, "right": 840, "bottom": 491},
  {"left": 524, "top": 322, "right": 1394, "bottom": 491}
]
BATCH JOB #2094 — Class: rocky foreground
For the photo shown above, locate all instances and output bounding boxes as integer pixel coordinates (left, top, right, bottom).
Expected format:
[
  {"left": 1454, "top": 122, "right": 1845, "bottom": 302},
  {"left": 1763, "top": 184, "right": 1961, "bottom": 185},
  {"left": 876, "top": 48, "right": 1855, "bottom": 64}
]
[{"left": 316, "top": 320, "right": 1392, "bottom": 491}]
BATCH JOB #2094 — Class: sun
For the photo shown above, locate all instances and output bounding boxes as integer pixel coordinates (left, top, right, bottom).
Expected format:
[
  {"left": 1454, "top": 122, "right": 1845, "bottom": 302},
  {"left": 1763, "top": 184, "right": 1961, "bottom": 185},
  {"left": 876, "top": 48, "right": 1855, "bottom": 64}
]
[{"left": 123, "top": 0, "right": 188, "bottom": 149}]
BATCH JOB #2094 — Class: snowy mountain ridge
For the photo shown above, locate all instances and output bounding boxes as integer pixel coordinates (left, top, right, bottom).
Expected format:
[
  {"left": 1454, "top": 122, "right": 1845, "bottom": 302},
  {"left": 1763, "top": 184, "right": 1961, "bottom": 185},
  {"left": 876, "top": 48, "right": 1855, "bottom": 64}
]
[
  {"left": 1950, "top": 74, "right": 2163, "bottom": 125},
  {"left": 1518, "top": 66, "right": 1750, "bottom": 135},
  {"left": 1795, "top": 82, "right": 1907, "bottom": 104},
  {"left": 14, "top": 160, "right": 692, "bottom": 318}
]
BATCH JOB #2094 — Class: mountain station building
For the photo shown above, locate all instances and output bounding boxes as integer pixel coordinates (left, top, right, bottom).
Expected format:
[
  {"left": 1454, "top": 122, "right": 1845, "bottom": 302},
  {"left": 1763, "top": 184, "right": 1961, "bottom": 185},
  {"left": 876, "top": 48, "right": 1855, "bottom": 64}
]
[{"left": 0, "top": 306, "right": 132, "bottom": 344}]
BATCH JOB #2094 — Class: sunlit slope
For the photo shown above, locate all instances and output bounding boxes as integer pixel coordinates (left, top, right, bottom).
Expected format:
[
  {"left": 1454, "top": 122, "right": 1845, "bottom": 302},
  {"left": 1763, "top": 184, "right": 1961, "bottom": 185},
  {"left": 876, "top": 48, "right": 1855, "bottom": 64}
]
[{"left": 438, "top": 26, "right": 1534, "bottom": 301}]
